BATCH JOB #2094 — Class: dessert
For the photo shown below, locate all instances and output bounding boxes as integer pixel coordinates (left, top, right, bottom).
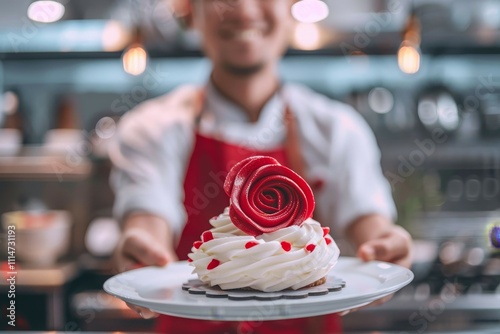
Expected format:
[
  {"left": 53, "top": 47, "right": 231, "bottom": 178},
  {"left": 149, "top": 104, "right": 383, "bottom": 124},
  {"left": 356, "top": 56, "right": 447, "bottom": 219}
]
[{"left": 188, "top": 156, "right": 340, "bottom": 292}]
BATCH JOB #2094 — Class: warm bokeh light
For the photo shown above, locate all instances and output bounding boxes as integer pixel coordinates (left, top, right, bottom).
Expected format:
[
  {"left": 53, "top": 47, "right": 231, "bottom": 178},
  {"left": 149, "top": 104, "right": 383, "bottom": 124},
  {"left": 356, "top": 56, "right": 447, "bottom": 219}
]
[
  {"left": 292, "top": 0, "right": 329, "bottom": 23},
  {"left": 102, "top": 21, "right": 130, "bottom": 52},
  {"left": 292, "top": 23, "right": 322, "bottom": 50},
  {"left": 27, "top": 0, "right": 65, "bottom": 23},
  {"left": 122, "top": 45, "right": 148, "bottom": 76},
  {"left": 398, "top": 44, "right": 421, "bottom": 74}
]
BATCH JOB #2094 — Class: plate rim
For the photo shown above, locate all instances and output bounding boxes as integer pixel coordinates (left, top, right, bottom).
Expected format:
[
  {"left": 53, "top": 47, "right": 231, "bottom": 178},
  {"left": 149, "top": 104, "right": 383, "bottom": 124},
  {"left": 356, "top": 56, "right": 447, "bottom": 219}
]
[{"left": 103, "top": 256, "right": 414, "bottom": 320}]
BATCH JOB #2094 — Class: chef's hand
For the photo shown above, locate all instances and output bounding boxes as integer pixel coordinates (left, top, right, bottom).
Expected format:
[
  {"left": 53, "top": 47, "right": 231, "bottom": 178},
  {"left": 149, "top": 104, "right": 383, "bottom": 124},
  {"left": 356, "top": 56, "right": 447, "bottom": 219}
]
[
  {"left": 113, "top": 213, "right": 178, "bottom": 319},
  {"left": 340, "top": 215, "right": 413, "bottom": 316},
  {"left": 357, "top": 224, "right": 412, "bottom": 268}
]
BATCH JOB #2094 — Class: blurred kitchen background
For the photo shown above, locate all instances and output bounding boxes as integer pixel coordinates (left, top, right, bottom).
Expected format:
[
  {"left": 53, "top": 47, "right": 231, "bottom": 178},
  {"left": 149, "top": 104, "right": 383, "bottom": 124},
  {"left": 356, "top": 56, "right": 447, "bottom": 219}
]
[{"left": 0, "top": 0, "right": 499, "bottom": 332}]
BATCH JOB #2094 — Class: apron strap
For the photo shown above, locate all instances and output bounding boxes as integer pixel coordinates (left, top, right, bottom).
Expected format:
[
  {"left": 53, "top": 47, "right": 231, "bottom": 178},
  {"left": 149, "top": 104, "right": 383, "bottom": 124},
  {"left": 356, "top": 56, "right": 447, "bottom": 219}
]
[{"left": 283, "top": 104, "right": 307, "bottom": 181}]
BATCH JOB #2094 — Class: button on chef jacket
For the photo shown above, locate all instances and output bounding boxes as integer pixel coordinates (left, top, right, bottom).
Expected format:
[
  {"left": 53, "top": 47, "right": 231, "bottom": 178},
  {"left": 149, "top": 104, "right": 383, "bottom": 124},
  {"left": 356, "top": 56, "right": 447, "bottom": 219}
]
[{"left": 109, "top": 82, "right": 397, "bottom": 240}]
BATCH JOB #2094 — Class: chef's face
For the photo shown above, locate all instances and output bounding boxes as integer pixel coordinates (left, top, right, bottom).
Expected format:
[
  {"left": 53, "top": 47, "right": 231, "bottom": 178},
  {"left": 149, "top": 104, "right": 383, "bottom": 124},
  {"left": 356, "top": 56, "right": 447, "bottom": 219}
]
[{"left": 191, "top": 0, "right": 294, "bottom": 75}]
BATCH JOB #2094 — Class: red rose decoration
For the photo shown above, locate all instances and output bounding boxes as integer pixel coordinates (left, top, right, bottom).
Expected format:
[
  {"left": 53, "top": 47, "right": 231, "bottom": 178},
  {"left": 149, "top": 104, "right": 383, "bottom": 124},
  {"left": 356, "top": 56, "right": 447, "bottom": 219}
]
[{"left": 223, "top": 156, "right": 315, "bottom": 236}]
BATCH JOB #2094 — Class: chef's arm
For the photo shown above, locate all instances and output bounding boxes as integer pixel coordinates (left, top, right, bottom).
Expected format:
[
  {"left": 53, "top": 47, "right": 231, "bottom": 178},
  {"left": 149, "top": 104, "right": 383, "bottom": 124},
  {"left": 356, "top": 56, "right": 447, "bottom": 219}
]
[
  {"left": 112, "top": 212, "right": 178, "bottom": 319},
  {"left": 114, "top": 212, "right": 178, "bottom": 274},
  {"left": 110, "top": 87, "right": 203, "bottom": 272},
  {"left": 345, "top": 214, "right": 412, "bottom": 268}
]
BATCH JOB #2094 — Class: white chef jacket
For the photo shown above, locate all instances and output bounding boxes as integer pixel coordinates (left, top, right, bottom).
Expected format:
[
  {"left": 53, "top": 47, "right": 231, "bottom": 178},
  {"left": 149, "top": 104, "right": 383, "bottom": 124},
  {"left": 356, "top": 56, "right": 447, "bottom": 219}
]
[{"left": 109, "top": 82, "right": 396, "bottom": 238}]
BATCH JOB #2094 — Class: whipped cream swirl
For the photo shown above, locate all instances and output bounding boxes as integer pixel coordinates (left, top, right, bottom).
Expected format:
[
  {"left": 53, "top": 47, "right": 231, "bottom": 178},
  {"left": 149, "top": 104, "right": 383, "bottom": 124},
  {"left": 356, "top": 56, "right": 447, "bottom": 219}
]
[{"left": 188, "top": 207, "right": 340, "bottom": 292}]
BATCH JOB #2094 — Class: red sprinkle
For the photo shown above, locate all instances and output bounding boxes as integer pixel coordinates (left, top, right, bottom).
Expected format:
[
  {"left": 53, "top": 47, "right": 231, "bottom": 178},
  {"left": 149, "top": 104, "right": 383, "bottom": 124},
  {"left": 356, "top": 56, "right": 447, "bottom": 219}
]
[
  {"left": 306, "top": 244, "right": 316, "bottom": 253},
  {"left": 211, "top": 216, "right": 218, "bottom": 220},
  {"left": 187, "top": 258, "right": 193, "bottom": 263},
  {"left": 202, "top": 231, "right": 214, "bottom": 242},
  {"left": 322, "top": 227, "right": 330, "bottom": 237},
  {"left": 193, "top": 241, "right": 203, "bottom": 249},
  {"left": 245, "top": 241, "right": 259, "bottom": 249},
  {"left": 207, "top": 259, "right": 220, "bottom": 270},
  {"left": 312, "top": 179, "right": 325, "bottom": 191},
  {"left": 325, "top": 237, "right": 332, "bottom": 245},
  {"left": 281, "top": 241, "right": 292, "bottom": 252}
]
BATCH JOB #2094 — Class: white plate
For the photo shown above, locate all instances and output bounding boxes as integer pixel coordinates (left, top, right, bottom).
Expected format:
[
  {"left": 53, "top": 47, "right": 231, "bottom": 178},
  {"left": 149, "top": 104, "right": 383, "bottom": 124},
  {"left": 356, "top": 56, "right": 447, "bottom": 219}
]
[{"left": 103, "top": 257, "right": 414, "bottom": 321}]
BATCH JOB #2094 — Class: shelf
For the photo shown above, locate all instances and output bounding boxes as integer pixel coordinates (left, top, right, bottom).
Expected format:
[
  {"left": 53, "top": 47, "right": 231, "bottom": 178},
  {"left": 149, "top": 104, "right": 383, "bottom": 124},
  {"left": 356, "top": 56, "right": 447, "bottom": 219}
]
[
  {"left": 380, "top": 139, "right": 500, "bottom": 169},
  {"left": 0, "top": 261, "right": 79, "bottom": 289},
  {"left": 0, "top": 155, "right": 92, "bottom": 181}
]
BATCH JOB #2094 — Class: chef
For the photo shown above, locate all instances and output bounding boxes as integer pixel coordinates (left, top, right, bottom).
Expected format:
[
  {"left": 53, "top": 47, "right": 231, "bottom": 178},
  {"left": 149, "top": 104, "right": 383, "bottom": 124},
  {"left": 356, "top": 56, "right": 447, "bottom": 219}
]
[{"left": 110, "top": 0, "right": 412, "bottom": 333}]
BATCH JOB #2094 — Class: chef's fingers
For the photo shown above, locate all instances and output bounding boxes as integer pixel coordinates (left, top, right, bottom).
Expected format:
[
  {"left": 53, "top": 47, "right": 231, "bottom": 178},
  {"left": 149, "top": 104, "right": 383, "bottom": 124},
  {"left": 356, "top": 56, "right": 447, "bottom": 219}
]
[
  {"left": 196, "top": 87, "right": 206, "bottom": 110},
  {"left": 118, "top": 257, "right": 145, "bottom": 272},
  {"left": 364, "top": 294, "right": 394, "bottom": 309},
  {"left": 127, "top": 303, "right": 159, "bottom": 319},
  {"left": 375, "top": 294, "right": 394, "bottom": 305},
  {"left": 121, "top": 231, "right": 170, "bottom": 267},
  {"left": 339, "top": 294, "right": 394, "bottom": 316},
  {"left": 357, "top": 226, "right": 412, "bottom": 268}
]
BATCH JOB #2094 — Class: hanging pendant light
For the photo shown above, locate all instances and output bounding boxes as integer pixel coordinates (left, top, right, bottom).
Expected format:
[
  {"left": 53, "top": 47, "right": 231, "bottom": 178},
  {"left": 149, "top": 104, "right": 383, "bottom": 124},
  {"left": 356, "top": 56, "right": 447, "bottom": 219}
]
[
  {"left": 398, "top": 41, "right": 421, "bottom": 74},
  {"left": 122, "top": 26, "right": 148, "bottom": 76},
  {"left": 398, "top": 9, "right": 421, "bottom": 75},
  {"left": 292, "top": 0, "right": 329, "bottom": 24},
  {"left": 292, "top": 23, "right": 322, "bottom": 50},
  {"left": 28, "top": 0, "right": 66, "bottom": 23}
]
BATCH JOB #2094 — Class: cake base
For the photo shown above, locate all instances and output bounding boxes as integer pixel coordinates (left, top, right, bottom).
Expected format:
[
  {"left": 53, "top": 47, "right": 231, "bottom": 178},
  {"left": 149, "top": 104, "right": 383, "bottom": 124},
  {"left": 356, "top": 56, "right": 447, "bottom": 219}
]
[
  {"left": 182, "top": 277, "right": 346, "bottom": 301},
  {"left": 305, "top": 276, "right": 327, "bottom": 288},
  {"left": 234, "top": 277, "right": 327, "bottom": 292}
]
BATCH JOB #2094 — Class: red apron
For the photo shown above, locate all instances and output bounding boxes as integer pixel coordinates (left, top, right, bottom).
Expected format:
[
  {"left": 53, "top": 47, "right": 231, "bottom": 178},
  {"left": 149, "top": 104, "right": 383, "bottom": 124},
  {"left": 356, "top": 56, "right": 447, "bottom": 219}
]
[{"left": 156, "top": 121, "right": 343, "bottom": 334}]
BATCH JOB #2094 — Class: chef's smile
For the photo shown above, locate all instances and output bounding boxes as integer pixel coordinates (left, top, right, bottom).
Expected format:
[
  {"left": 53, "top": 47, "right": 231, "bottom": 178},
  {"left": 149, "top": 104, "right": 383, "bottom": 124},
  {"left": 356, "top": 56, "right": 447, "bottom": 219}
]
[
  {"left": 192, "top": 0, "right": 293, "bottom": 74},
  {"left": 220, "top": 27, "right": 264, "bottom": 41}
]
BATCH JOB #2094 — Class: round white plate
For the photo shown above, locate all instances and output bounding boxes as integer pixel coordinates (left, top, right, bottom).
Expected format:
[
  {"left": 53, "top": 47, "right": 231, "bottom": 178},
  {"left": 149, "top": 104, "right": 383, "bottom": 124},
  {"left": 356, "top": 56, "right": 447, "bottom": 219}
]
[{"left": 103, "top": 257, "right": 413, "bottom": 321}]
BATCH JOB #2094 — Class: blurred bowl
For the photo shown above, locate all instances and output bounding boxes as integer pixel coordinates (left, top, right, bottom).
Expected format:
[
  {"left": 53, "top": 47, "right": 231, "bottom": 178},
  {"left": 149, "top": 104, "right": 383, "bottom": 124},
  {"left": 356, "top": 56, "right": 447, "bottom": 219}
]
[
  {"left": 1, "top": 210, "right": 72, "bottom": 266},
  {"left": 0, "top": 129, "right": 22, "bottom": 155}
]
